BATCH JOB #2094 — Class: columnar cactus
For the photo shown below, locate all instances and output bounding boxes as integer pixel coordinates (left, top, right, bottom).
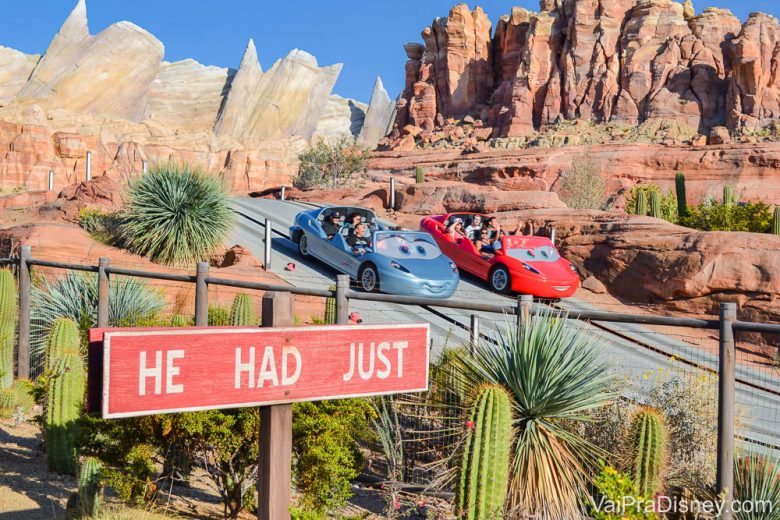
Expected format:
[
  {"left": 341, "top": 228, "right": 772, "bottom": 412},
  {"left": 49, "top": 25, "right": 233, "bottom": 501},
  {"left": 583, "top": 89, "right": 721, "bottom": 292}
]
[
  {"left": 649, "top": 191, "right": 661, "bottom": 218},
  {"left": 457, "top": 385, "right": 512, "bottom": 520},
  {"left": 229, "top": 293, "right": 258, "bottom": 326},
  {"left": 635, "top": 190, "right": 647, "bottom": 216},
  {"left": 78, "top": 456, "right": 103, "bottom": 516},
  {"left": 675, "top": 173, "right": 688, "bottom": 218},
  {"left": 325, "top": 285, "right": 337, "bottom": 324},
  {"left": 723, "top": 186, "right": 734, "bottom": 207},
  {"left": 415, "top": 166, "right": 425, "bottom": 184},
  {"left": 773, "top": 207, "right": 779, "bottom": 235},
  {"left": 46, "top": 317, "right": 85, "bottom": 475},
  {"left": 629, "top": 408, "right": 666, "bottom": 498},
  {"left": 0, "top": 269, "right": 17, "bottom": 390}
]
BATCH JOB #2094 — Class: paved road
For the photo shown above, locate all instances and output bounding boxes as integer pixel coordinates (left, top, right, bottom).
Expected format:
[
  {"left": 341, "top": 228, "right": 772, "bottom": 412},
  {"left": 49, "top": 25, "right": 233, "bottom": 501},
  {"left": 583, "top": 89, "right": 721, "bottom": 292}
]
[{"left": 230, "top": 197, "right": 780, "bottom": 449}]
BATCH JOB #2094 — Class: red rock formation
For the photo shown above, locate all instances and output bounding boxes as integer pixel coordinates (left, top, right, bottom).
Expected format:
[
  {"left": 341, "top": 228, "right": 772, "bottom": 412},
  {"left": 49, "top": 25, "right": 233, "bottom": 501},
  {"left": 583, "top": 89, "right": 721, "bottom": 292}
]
[{"left": 393, "top": 1, "right": 780, "bottom": 140}]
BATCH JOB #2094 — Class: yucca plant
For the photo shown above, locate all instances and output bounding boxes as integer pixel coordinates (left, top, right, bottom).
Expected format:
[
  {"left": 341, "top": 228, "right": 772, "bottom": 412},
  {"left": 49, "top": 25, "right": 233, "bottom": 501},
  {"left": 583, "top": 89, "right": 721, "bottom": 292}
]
[
  {"left": 733, "top": 450, "right": 780, "bottom": 520},
  {"left": 122, "top": 163, "right": 233, "bottom": 266},
  {"left": 31, "top": 273, "right": 164, "bottom": 369},
  {"left": 456, "top": 311, "right": 616, "bottom": 519}
]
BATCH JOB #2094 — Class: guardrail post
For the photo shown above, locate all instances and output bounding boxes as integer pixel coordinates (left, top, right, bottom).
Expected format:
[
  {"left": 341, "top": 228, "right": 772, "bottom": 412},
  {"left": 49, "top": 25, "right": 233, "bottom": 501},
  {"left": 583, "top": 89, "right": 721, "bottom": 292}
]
[
  {"left": 259, "top": 291, "right": 294, "bottom": 520},
  {"left": 48, "top": 170, "right": 54, "bottom": 192},
  {"left": 550, "top": 225, "right": 556, "bottom": 244},
  {"left": 389, "top": 177, "right": 396, "bottom": 210},
  {"left": 280, "top": 186, "right": 286, "bottom": 201},
  {"left": 264, "top": 218, "right": 272, "bottom": 271},
  {"left": 469, "top": 314, "right": 479, "bottom": 353},
  {"left": 717, "top": 302, "right": 737, "bottom": 520},
  {"left": 17, "top": 245, "right": 31, "bottom": 379},
  {"left": 97, "top": 257, "right": 110, "bottom": 328},
  {"left": 336, "top": 275, "right": 350, "bottom": 325},
  {"left": 86, "top": 151, "right": 92, "bottom": 181},
  {"left": 195, "top": 262, "right": 209, "bottom": 326},
  {"left": 516, "top": 294, "right": 532, "bottom": 330},
  {"left": 142, "top": 160, "right": 148, "bottom": 175}
]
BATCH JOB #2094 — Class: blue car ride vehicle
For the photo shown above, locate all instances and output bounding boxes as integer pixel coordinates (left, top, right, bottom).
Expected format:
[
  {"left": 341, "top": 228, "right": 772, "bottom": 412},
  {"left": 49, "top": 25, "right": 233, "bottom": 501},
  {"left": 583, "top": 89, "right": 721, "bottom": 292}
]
[{"left": 289, "top": 206, "right": 459, "bottom": 298}]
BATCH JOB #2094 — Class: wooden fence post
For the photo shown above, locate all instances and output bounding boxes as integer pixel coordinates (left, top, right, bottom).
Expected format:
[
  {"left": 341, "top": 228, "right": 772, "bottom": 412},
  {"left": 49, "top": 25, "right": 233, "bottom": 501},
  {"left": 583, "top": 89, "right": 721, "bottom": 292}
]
[
  {"left": 195, "top": 262, "right": 209, "bottom": 326},
  {"left": 336, "top": 275, "right": 350, "bottom": 325},
  {"left": 717, "top": 302, "right": 737, "bottom": 520},
  {"left": 17, "top": 245, "right": 31, "bottom": 379},
  {"left": 259, "top": 291, "right": 295, "bottom": 520},
  {"left": 97, "top": 257, "right": 110, "bottom": 328}
]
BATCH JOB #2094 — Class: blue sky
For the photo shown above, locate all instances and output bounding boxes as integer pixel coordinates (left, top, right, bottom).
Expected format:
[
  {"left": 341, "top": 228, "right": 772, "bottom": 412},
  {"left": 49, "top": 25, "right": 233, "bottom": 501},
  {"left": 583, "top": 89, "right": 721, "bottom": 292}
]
[{"left": 1, "top": 1, "right": 778, "bottom": 104}]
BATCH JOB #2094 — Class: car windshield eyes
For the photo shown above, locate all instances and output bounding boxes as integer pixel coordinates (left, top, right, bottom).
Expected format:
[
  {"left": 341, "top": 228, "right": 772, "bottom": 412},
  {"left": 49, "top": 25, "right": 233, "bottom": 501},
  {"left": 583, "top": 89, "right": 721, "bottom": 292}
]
[
  {"left": 416, "top": 245, "right": 427, "bottom": 256},
  {"left": 399, "top": 244, "right": 411, "bottom": 255}
]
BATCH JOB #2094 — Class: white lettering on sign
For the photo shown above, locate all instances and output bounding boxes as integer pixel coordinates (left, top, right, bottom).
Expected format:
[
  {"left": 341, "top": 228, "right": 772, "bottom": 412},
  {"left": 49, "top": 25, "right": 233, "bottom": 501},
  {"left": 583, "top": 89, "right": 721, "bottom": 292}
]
[
  {"left": 139, "top": 350, "right": 185, "bottom": 396},
  {"left": 234, "top": 346, "right": 302, "bottom": 389},
  {"left": 343, "top": 341, "right": 409, "bottom": 382}
]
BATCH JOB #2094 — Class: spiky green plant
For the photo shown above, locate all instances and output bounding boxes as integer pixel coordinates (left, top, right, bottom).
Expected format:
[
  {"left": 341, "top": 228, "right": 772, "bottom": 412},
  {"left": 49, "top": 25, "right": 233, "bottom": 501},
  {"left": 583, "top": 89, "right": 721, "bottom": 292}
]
[
  {"left": 78, "top": 456, "right": 103, "bottom": 516},
  {"left": 169, "top": 314, "right": 190, "bottom": 327},
  {"left": 46, "top": 317, "right": 85, "bottom": 475},
  {"left": 649, "top": 191, "right": 661, "bottom": 218},
  {"left": 0, "top": 387, "right": 14, "bottom": 417},
  {"left": 456, "top": 311, "right": 616, "bottom": 518},
  {"left": 122, "top": 163, "right": 233, "bottom": 266},
  {"left": 373, "top": 397, "right": 404, "bottom": 516},
  {"left": 733, "top": 450, "right": 780, "bottom": 520},
  {"left": 629, "top": 408, "right": 666, "bottom": 498},
  {"left": 635, "top": 191, "right": 647, "bottom": 216},
  {"left": 208, "top": 305, "right": 231, "bottom": 326},
  {"left": 416, "top": 166, "right": 425, "bottom": 184},
  {"left": 31, "top": 273, "right": 164, "bottom": 369},
  {"left": 724, "top": 185, "right": 734, "bottom": 207},
  {"left": 324, "top": 285, "right": 337, "bottom": 325},
  {"left": 457, "top": 384, "right": 512, "bottom": 520},
  {"left": 773, "top": 207, "right": 779, "bottom": 235},
  {"left": 229, "top": 294, "right": 258, "bottom": 326},
  {"left": 0, "top": 269, "right": 17, "bottom": 389},
  {"left": 675, "top": 173, "right": 688, "bottom": 218}
]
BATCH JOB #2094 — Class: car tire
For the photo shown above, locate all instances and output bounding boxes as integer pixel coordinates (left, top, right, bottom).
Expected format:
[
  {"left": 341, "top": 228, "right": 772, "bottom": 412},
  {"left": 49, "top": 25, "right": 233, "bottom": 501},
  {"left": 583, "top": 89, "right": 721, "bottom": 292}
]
[
  {"left": 298, "top": 234, "right": 310, "bottom": 257},
  {"left": 489, "top": 265, "right": 512, "bottom": 294},
  {"left": 358, "top": 264, "right": 380, "bottom": 293}
]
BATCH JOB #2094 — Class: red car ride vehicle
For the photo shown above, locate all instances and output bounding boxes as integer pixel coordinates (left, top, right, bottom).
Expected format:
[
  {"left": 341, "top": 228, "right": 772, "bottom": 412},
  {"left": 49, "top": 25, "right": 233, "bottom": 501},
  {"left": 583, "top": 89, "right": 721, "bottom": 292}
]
[{"left": 420, "top": 213, "right": 580, "bottom": 298}]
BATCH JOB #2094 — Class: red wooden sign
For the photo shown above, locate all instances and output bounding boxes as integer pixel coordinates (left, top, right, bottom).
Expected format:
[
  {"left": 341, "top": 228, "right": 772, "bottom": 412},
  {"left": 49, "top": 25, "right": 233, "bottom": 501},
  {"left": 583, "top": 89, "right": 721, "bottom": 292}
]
[{"left": 93, "top": 324, "right": 429, "bottom": 419}]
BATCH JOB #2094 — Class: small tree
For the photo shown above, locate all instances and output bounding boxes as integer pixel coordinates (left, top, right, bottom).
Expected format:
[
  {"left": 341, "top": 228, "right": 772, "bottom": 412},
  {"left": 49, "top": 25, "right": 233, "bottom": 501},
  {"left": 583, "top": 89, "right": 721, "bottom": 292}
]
[
  {"left": 294, "top": 136, "right": 370, "bottom": 190},
  {"left": 557, "top": 160, "right": 606, "bottom": 210}
]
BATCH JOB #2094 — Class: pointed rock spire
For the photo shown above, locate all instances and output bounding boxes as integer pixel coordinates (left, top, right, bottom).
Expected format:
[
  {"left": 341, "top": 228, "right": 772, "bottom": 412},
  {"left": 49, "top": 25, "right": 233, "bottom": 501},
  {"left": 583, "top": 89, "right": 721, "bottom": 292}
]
[
  {"left": 59, "top": 0, "right": 90, "bottom": 42},
  {"left": 238, "top": 38, "right": 261, "bottom": 73},
  {"left": 358, "top": 76, "right": 396, "bottom": 147}
]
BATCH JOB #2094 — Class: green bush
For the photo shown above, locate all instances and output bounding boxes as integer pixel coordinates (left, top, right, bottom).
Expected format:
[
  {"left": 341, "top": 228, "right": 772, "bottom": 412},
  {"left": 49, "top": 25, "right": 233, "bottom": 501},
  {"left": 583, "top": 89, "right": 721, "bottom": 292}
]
[
  {"left": 588, "top": 465, "right": 654, "bottom": 520},
  {"left": 557, "top": 159, "right": 606, "bottom": 210},
  {"left": 626, "top": 184, "right": 678, "bottom": 223},
  {"left": 78, "top": 208, "right": 126, "bottom": 246},
  {"left": 293, "top": 136, "right": 370, "bottom": 190},
  {"left": 123, "top": 164, "right": 233, "bottom": 266},
  {"left": 208, "top": 305, "right": 231, "bottom": 326},
  {"left": 679, "top": 199, "right": 773, "bottom": 232},
  {"left": 292, "top": 399, "right": 376, "bottom": 513}
]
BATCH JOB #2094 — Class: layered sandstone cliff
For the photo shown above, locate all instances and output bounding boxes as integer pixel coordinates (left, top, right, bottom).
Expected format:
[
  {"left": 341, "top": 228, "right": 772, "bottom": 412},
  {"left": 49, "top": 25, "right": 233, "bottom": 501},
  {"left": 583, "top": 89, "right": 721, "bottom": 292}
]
[
  {"left": 392, "top": 0, "right": 780, "bottom": 141},
  {"left": 0, "top": 0, "right": 395, "bottom": 192}
]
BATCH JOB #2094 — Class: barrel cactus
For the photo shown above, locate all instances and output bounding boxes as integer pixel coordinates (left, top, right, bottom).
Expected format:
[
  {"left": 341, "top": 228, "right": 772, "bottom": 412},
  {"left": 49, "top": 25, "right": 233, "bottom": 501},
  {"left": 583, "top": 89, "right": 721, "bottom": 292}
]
[
  {"left": 0, "top": 269, "right": 17, "bottom": 390},
  {"left": 457, "top": 384, "right": 512, "bottom": 520},
  {"left": 78, "top": 456, "right": 103, "bottom": 516},
  {"left": 46, "top": 317, "right": 85, "bottom": 475},
  {"left": 649, "top": 191, "right": 661, "bottom": 218},
  {"left": 635, "top": 190, "right": 647, "bottom": 216},
  {"left": 324, "top": 285, "right": 337, "bottom": 324},
  {"left": 723, "top": 185, "right": 734, "bottom": 207},
  {"left": 629, "top": 408, "right": 666, "bottom": 498},
  {"left": 229, "top": 293, "right": 258, "bottom": 326},
  {"left": 675, "top": 173, "right": 688, "bottom": 218},
  {"left": 773, "top": 207, "right": 779, "bottom": 235},
  {"left": 415, "top": 166, "right": 425, "bottom": 184}
]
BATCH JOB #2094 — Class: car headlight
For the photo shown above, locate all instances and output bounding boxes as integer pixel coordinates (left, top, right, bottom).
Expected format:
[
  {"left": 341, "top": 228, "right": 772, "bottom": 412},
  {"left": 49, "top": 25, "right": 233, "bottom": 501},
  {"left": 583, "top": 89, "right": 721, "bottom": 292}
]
[
  {"left": 568, "top": 262, "right": 578, "bottom": 273},
  {"left": 449, "top": 261, "right": 458, "bottom": 272},
  {"left": 521, "top": 262, "right": 540, "bottom": 274},
  {"left": 390, "top": 260, "right": 410, "bottom": 273}
]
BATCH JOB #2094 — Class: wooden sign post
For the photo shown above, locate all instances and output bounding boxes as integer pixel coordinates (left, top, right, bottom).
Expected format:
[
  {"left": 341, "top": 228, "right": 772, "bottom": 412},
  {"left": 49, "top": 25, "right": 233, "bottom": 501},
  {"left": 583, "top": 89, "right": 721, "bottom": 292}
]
[{"left": 89, "top": 297, "right": 429, "bottom": 520}]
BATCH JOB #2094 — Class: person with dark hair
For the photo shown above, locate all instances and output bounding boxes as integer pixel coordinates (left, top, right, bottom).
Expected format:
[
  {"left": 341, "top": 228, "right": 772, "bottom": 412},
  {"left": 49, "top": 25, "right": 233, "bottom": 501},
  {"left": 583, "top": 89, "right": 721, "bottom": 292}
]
[
  {"left": 347, "top": 222, "right": 372, "bottom": 253},
  {"left": 446, "top": 217, "right": 466, "bottom": 241},
  {"left": 346, "top": 212, "right": 362, "bottom": 229},
  {"left": 322, "top": 211, "right": 342, "bottom": 239}
]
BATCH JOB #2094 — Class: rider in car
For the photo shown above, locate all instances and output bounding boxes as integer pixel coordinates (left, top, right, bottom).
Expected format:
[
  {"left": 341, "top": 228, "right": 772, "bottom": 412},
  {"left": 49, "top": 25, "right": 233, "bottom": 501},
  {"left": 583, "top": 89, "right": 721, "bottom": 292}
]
[
  {"left": 322, "top": 211, "right": 342, "bottom": 239},
  {"left": 346, "top": 212, "right": 363, "bottom": 230},
  {"left": 465, "top": 214, "right": 483, "bottom": 240},
  {"left": 347, "top": 222, "right": 372, "bottom": 253}
]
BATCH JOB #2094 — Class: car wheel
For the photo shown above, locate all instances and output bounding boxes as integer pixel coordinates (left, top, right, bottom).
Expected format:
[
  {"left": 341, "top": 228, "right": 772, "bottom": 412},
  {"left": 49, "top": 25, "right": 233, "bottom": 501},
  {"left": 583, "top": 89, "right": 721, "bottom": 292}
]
[
  {"left": 298, "top": 234, "right": 310, "bottom": 257},
  {"left": 359, "top": 264, "right": 379, "bottom": 292},
  {"left": 489, "top": 265, "right": 511, "bottom": 294}
]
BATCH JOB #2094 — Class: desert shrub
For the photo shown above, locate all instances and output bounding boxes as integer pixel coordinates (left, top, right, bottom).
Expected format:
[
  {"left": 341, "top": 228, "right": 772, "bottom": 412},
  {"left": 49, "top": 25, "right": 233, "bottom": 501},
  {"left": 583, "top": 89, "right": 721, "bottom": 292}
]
[
  {"left": 679, "top": 199, "right": 773, "bottom": 232},
  {"left": 293, "top": 136, "right": 370, "bottom": 190},
  {"left": 626, "top": 184, "right": 678, "bottom": 223},
  {"left": 31, "top": 273, "right": 164, "bottom": 364},
  {"left": 78, "top": 208, "right": 126, "bottom": 245},
  {"left": 557, "top": 159, "right": 606, "bottom": 210},
  {"left": 588, "top": 465, "right": 654, "bottom": 520},
  {"left": 208, "top": 305, "right": 231, "bottom": 326},
  {"left": 292, "top": 399, "right": 376, "bottom": 513},
  {"left": 122, "top": 164, "right": 233, "bottom": 266},
  {"left": 733, "top": 450, "right": 780, "bottom": 520}
]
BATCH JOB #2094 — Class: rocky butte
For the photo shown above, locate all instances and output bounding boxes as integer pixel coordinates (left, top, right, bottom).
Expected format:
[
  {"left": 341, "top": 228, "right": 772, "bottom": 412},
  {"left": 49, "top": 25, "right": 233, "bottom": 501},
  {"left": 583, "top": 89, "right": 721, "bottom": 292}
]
[{"left": 0, "top": 0, "right": 395, "bottom": 193}]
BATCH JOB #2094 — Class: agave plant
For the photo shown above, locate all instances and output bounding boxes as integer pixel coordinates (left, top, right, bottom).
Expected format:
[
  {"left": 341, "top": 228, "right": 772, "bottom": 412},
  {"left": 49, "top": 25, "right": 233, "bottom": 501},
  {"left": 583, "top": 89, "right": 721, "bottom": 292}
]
[
  {"left": 733, "top": 450, "right": 780, "bottom": 520},
  {"left": 456, "top": 310, "right": 617, "bottom": 519},
  {"left": 31, "top": 272, "right": 165, "bottom": 367},
  {"left": 122, "top": 163, "right": 233, "bottom": 266}
]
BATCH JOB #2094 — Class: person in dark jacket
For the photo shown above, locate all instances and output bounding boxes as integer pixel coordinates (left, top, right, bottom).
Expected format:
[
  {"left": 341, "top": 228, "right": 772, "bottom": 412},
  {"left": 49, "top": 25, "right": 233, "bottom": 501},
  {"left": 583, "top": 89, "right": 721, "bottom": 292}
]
[
  {"left": 347, "top": 223, "right": 371, "bottom": 252},
  {"left": 322, "top": 211, "right": 342, "bottom": 239}
]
